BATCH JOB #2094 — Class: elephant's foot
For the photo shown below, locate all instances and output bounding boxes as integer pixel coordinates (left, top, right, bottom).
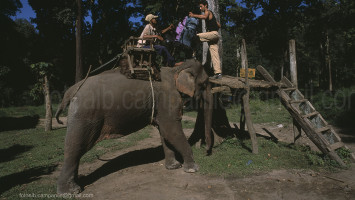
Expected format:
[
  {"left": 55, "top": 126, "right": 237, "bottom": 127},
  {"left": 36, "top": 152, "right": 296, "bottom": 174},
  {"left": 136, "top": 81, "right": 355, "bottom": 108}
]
[
  {"left": 57, "top": 180, "right": 82, "bottom": 194},
  {"left": 165, "top": 160, "right": 182, "bottom": 170},
  {"left": 183, "top": 162, "right": 199, "bottom": 173}
]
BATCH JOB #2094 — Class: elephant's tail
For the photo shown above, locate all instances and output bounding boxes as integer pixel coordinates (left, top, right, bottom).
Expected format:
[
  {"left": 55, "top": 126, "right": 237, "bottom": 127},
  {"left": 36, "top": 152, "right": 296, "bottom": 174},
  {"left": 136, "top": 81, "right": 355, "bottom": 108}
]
[
  {"left": 55, "top": 97, "right": 70, "bottom": 125},
  {"left": 55, "top": 85, "right": 76, "bottom": 125}
]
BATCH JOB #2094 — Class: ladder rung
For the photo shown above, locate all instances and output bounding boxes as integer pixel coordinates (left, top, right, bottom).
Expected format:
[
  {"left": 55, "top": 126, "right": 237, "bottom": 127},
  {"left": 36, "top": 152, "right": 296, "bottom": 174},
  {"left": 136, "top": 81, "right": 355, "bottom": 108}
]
[
  {"left": 327, "top": 142, "right": 344, "bottom": 151},
  {"left": 282, "top": 87, "right": 297, "bottom": 92},
  {"left": 316, "top": 126, "right": 331, "bottom": 133},
  {"left": 133, "top": 68, "right": 149, "bottom": 71},
  {"left": 289, "top": 99, "right": 308, "bottom": 104},
  {"left": 303, "top": 111, "right": 319, "bottom": 118}
]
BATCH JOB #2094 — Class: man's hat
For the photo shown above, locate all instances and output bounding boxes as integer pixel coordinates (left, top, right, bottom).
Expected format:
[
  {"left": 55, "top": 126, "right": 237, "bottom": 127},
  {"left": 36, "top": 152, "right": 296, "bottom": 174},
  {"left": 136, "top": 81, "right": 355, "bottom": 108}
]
[{"left": 145, "top": 14, "right": 158, "bottom": 22}]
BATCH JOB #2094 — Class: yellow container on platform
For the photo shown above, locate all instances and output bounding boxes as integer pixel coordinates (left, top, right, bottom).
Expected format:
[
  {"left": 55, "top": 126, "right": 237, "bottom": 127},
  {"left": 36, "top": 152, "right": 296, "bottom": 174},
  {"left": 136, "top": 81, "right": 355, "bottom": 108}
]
[{"left": 240, "top": 68, "right": 256, "bottom": 78}]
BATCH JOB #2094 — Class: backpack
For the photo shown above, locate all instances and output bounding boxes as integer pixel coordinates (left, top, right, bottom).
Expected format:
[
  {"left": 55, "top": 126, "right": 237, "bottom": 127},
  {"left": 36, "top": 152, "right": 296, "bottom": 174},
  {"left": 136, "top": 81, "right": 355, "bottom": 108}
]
[{"left": 175, "top": 17, "right": 199, "bottom": 48}]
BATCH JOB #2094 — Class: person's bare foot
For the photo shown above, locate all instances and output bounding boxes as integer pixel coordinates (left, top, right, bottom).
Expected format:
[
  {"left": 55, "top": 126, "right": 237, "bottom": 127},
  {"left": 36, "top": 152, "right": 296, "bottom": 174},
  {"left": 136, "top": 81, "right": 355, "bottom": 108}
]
[{"left": 174, "top": 61, "right": 184, "bottom": 67}]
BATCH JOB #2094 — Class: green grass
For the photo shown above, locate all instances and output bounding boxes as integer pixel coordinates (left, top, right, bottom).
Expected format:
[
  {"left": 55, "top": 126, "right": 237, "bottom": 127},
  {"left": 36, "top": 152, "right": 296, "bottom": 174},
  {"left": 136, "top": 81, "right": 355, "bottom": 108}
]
[
  {"left": 0, "top": 104, "right": 63, "bottom": 118},
  {"left": 0, "top": 96, "right": 351, "bottom": 198},
  {"left": 184, "top": 98, "right": 292, "bottom": 124},
  {"left": 0, "top": 126, "right": 151, "bottom": 199},
  {"left": 226, "top": 98, "right": 292, "bottom": 124},
  {"left": 193, "top": 137, "right": 347, "bottom": 177},
  {"left": 81, "top": 127, "right": 151, "bottom": 163},
  {"left": 181, "top": 120, "right": 195, "bottom": 129}
]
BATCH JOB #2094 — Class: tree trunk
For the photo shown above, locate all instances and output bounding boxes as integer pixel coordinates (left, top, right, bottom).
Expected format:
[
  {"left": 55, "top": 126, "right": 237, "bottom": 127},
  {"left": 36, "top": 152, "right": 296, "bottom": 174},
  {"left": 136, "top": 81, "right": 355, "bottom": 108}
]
[
  {"left": 201, "top": 17, "right": 208, "bottom": 65},
  {"left": 208, "top": 0, "right": 223, "bottom": 69},
  {"left": 202, "top": 0, "right": 223, "bottom": 69},
  {"left": 325, "top": 31, "right": 332, "bottom": 91},
  {"left": 289, "top": 39, "right": 298, "bottom": 88},
  {"left": 44, "top": 75, "right": 52, "bottom": 131},
  {"left": 75, "top": 0, "right": 83, "bottom": 83}
]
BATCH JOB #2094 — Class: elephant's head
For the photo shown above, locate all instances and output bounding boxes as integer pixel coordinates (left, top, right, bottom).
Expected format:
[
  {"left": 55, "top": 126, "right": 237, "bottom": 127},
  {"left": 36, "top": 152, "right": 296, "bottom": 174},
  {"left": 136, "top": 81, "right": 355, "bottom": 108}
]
[
  {"left": 174, "top": 59, "right": 209, "bottom": 100},
  {"left": 168, "top": 59, "right": 214, "bottom": 154}
]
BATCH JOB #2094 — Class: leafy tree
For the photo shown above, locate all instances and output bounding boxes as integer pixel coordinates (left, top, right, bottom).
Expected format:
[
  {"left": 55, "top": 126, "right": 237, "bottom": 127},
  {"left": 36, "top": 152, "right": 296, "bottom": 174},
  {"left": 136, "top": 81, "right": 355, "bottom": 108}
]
[
  {"left": 29, "top": 0, "right": 78, "bottom": 85},
  {"left": 30, "top": 62, "right": 54, "bottom": 131}
]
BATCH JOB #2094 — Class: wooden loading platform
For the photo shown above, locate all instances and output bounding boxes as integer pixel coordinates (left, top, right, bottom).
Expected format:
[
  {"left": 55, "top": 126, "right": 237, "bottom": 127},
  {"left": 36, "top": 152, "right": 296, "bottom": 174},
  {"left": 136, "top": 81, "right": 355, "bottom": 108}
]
[{"left": 209, "top": 67, "right": 355, "bottom": 167}]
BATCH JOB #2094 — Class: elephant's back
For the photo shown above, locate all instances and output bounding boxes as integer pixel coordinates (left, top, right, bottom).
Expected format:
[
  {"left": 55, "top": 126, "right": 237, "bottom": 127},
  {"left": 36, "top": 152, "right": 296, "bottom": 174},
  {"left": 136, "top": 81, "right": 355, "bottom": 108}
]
[{"left": 68, "top": 70, "right": 154, "bottom": 134}]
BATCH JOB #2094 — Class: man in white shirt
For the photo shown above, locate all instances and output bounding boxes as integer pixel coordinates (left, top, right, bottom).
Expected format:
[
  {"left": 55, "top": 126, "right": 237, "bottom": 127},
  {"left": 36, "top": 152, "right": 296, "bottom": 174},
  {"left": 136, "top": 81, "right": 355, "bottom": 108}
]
[{"left": 138, "top": 14, "right": 182, "bottom": 67}]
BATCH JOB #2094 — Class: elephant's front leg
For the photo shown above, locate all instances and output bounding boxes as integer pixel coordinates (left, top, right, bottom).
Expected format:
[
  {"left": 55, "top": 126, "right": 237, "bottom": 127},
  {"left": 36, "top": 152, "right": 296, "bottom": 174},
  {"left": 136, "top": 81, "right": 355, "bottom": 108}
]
[
  {"left": 158, "top": 120, "right": 199, "bottom": 173},
  {"left": 160, "top": 136, "right": 182, "bottom": 169}
]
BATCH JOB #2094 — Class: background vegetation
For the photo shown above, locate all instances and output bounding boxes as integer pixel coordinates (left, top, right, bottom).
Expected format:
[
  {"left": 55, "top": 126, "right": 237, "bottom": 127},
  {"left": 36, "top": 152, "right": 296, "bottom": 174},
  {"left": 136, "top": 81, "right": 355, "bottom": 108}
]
[{"left": 1, "top": 0, "right": 354, "bottom": 105}]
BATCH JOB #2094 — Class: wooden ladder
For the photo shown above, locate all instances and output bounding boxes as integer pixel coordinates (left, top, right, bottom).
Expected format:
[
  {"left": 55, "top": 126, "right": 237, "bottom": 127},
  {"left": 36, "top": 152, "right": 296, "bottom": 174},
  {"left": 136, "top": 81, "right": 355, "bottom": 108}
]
[{"left": 257, "top": 65, "right": 355, "bottom": 167}]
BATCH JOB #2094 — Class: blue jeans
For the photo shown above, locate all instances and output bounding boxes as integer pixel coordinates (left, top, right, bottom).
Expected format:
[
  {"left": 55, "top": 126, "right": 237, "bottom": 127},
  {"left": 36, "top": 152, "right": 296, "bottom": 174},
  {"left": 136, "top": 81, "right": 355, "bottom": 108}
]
[{"left": 145, "top": 45, "right": 175, "bottom": 67}]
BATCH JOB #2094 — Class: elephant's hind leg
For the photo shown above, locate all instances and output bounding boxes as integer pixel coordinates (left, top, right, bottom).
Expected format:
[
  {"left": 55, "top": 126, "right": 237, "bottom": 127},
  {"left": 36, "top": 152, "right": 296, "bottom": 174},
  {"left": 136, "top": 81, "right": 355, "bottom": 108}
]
[{"left": 57, "top": 121, "right": 101, "bottom": 194}]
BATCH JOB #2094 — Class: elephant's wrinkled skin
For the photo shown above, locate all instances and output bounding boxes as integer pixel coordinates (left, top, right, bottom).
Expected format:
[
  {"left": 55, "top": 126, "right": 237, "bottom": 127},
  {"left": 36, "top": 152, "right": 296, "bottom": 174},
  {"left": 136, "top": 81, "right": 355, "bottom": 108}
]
[{"left": 56, "top": 59, "right": 213, "bottom": 194}]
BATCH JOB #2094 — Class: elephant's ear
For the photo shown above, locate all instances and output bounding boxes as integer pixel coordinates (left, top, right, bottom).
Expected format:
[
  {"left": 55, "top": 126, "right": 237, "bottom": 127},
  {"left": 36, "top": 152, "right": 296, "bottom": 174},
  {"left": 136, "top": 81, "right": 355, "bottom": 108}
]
[{"left": 175, "top": 69, "right": 195, "bottom": 97}]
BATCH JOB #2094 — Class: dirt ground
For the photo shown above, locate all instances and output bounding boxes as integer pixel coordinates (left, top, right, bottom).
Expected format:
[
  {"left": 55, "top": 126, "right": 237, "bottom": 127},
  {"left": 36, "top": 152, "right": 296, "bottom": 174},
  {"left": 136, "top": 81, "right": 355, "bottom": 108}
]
[{"left": 48, "top": 117, "right": 355, "bottom": 200}]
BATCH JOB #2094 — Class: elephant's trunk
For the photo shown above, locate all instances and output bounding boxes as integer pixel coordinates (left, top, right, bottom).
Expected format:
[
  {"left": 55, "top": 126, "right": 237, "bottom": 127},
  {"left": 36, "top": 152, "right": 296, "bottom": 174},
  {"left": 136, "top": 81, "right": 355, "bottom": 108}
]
[
  {"left": 188, "top": 83, "right": 213, "bottom": 154},
  {"left": 203, "top": 83, "right": 213, "bottom": 155}
]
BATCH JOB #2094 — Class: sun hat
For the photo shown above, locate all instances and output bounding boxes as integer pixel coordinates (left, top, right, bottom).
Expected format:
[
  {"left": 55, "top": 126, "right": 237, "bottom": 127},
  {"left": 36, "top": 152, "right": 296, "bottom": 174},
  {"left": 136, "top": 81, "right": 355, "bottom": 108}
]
[{"left": 145, "top": 14, "right": 158, "bottom": 22}]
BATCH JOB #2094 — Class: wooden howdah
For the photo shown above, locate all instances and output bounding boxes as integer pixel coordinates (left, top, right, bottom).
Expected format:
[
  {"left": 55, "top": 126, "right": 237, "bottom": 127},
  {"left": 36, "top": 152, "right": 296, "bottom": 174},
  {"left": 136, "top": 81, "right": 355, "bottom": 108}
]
[{"left": 120, "top": 37, "right": 160, "bottom": 81}]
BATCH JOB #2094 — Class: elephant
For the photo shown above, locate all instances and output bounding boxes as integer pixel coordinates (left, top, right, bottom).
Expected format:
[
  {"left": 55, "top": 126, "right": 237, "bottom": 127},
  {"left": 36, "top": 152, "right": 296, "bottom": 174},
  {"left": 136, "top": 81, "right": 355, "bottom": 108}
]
[{"left": 55, "top": 59, "right": 213, "bottom": 194}]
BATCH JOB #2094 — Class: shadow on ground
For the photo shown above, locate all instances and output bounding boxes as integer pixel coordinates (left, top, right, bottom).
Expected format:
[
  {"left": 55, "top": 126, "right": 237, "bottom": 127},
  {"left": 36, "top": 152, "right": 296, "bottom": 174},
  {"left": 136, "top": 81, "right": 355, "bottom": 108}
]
[
  {"left": 0, "top": 164, "right": 58, "bottom": 195},
  {"left": 0, "top": 144, "right": 34, "bottom": 163},
  {"left": 0, "top": 115, "right": 39, "bottom": 132},
  {"left": 79, "top": 146, "right": 164, "bottom": 189}
]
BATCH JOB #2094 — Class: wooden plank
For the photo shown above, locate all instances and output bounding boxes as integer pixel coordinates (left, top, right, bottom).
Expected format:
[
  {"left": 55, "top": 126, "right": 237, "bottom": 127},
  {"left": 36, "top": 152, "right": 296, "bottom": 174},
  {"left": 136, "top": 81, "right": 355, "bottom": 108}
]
[
  {"left": 241, "top": 39, "right": 258, "bottom": 154},
  {"left": 282, "top": 88, "right": 297, "bottom": 92},
  {"left": 133, "top": 68, "right": 149, "bottom": 71},
  {"left": 211, "top": 86, "right": 231, "bottom": 94},
  {"left": 126, "top": 54, "right": 134, "bottom": 74},
  {"left": 256, "top": 65, "right": 276, "bottom": 83},
  {"left": 303, "top": 111, "right": 319, "bottom": 118},
  {"left": 327, "top": 142, "right": 344, "bottom": 151},
  {"left": 316, "top": 126, "right": 330, "bottom": 133},
  {"left": 289, "top": 99, "right": 308, "bottom": 104},
  {"left": 281, "top": 76, "right": 293, "bottom": 87},
  {"left": 127, "top": 47, "right": 155, "bottom": 52},
  {"left": 209, "top": 75, "right": 280, "bottom": 89}
]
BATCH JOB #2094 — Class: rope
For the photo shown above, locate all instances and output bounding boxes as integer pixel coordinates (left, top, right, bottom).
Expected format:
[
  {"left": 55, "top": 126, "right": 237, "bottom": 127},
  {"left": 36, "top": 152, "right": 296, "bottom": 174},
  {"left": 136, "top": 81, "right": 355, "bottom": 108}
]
[
  {"left": 148, "top": 69, "right": 155, "bottom": 124},
  {"left": 72, "top": 65, "right": 92, "bottom": 98},
  {"left": 90, "top": 53, "right": 122, "bottom": 75}
]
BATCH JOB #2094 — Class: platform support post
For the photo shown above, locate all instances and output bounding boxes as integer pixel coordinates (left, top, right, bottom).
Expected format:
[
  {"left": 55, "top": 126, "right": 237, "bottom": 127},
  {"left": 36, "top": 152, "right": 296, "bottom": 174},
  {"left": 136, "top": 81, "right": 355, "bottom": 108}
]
[{"left": 240, "top": 39, "right": 258, "bottom": 154}]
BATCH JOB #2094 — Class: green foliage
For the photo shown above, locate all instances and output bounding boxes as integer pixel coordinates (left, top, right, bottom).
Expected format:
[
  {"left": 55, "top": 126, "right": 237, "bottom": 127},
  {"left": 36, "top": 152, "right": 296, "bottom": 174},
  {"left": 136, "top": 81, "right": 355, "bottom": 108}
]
[
  {"left": 29, "top": 62, "right": 54, "bottom": 101},
  {"left": 2, "top": 0, "right": 355, "bottom": 107},
  {"left": 335, "top": 147, "right": 352, "bottom": 162},
  {"left": 311, "top": 86, "right": 355, "bottom": 126},
  {"left": 0, "top": 66, "right": 11, "bottom": 77},
  {"left": 30, "top": 62, "right": 54, "bottom": 77}
]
